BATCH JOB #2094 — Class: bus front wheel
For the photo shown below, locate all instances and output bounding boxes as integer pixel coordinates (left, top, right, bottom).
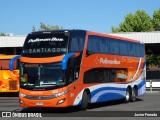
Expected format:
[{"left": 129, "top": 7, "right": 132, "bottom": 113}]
[
  {"left": 81, "top": 91, "right": 89, "bottom": 110},
  {"left": 125, "top": 88, "right": 130, "bottom": 103}
]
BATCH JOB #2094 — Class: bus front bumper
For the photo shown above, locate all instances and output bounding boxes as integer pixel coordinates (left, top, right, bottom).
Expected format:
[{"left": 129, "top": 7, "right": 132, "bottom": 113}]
[
  {"left": 19, "top": 89, "right": 70, "bottom": 107},
  {"left": 19, "top": 95, "right": 69, "bottom": 108}
]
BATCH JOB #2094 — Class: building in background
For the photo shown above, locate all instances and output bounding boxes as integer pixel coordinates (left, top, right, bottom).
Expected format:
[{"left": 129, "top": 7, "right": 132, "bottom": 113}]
[{"left": 0, "top": 35, "right": 25, "bottom": 55}]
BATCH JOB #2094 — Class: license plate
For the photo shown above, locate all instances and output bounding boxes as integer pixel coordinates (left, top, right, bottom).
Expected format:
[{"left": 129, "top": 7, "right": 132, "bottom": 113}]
[{"left": 36, "top": 102, "right": 44, "bottom": 106}]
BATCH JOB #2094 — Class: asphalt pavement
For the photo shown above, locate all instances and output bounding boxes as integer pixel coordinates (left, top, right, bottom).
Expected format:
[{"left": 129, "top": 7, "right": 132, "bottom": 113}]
[{"left": 0, "top": 92, "right": 160, "bottom": 119}]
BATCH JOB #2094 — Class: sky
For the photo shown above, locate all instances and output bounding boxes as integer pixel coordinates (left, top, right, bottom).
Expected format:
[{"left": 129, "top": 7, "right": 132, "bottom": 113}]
[{"left": 0, "top": 0, "right": 160, "bottom": 35}]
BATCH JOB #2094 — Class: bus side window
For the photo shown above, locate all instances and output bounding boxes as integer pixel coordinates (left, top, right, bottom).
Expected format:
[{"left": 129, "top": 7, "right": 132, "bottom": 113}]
[
  {"left": 68, "top": 67, "right": 80, "bottom": 84},
  {"left": 104, "top": 69, "right": 110, "bottom": 83},
  {"left": 68, "top": 68, "right": 74, "bottom": 83},
  {"left": 109, "top": 69, "right": 116, "bottom": 83},
  {"left": 75, "top": 67, "right": 80, "bottom": 80},
  {"left": 94, "top": 69, "right": 105, "bottom": 83}
]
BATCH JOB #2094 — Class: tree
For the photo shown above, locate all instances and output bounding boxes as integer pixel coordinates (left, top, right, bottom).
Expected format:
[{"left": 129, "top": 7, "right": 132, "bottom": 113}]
[
  {"left": 32, "top": 22, "right": 63, "bottom": 31},
  {"left": 39, "top": 22, "right": 62, "bottom": 30},
  {"left": 112, "top": 10, "right": 153, "bottom": 33},
  {"left": 153, "top": 8, "right": 160, "bottom": 31},
  {"left": 32, "top": 26, "right": 36, "bottom": 32},
  {"left": 0, "top": 33, "right": 6, "bottom": 36},
  {"left": 146, "top": 54, "right": 160, "bottom": 69},
  {"left": 112, "top": 13, "right": 135, "bottom": 32}
]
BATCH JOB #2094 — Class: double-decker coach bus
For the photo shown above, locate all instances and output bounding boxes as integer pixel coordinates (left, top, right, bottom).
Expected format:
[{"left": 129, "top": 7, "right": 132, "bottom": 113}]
[
  {"left": 10, "top": 30, "right": 145, "bottom": 110},
  {"left": 0, "top": 55, "right": 19, "bottom": 93}
]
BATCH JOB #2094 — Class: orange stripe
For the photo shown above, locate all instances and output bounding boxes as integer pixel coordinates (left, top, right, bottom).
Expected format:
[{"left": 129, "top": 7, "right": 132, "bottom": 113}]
[
  {"left": 0, "top": 55, "right": 19, "bottom": 59},
  {"left": 20, "top": 55, "right": 64, "bottom": 63},
  {"left": 74, "top": 52, "right": 81, "bottom": 57}
]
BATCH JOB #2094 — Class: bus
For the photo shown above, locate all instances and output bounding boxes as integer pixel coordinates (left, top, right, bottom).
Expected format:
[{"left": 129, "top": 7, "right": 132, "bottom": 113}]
[
  {"left": 0, "top": 55, "right": 19, "bottom": 93},
  {"left": 10, "top": 30, "right": 145, "bottom": 110}
]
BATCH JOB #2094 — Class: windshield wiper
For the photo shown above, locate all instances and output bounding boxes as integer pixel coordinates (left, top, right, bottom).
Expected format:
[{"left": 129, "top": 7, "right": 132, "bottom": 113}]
[
  {"left": 34, "top": 88, "right": 45, "bottom": 90},
  {"left": 41, "top": 83, "right": 56, "bottom": 86}
]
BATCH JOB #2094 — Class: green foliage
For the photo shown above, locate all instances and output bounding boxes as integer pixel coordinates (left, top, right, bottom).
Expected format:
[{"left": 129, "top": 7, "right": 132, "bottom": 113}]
[
  {"left": 112, "top": 10, "right": 153, "bottom": 33},
  {"left": 153, "top": 8, "right": 160, "bottom": 31},
  {"left": 146, "top": 54, "right": 160, "bottom": 69},
  {"left": 146, "top": 54, "right": 155, "bottom": 69},
  {"left": 32, "top": 22, "right": 63, "bottom": 31},
  {"left": 112, "top": 13, "right": 135, "bottom": 32},
  {"left": 39, "top": 22, "right": 62, "bottom": 30},
  {"left": 156, "top": 55, "right": 160, "bottom": 68},
  {"left": 0, "top": 33, "right": 6, "bottom": 36},
  {"left": 32, "top": 26, "right": 36, "bottom": 32}
]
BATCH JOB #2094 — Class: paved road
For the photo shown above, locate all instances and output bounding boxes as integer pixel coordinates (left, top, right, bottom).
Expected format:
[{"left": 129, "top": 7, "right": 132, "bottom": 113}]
[{"left": 0, "top": 93, "right": 160, "bottom": 119}]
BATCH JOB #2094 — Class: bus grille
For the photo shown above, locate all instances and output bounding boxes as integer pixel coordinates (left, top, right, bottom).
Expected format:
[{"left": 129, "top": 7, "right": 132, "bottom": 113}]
[
  {"left": 25, "top": 95, "right": 56, "bottom": 100},
  {"left": 9, "top": 81, "right": 17, "bottom": 90}
]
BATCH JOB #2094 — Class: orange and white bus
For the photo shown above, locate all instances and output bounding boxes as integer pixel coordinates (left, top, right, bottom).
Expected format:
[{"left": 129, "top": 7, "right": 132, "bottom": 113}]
[
  {"left": 0, "top": 55, "right": 19, "bottom": 93},
  {"left": 10, "top": 30, "right": 145, "bottom": 110}
]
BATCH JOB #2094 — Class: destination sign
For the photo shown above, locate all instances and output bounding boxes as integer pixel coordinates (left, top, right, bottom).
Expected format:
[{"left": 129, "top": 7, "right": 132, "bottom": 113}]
[
  {"left": 23, "top": 48, "right": 67, "bottom": 54},
  {"left": 22, "top": 33, "right": 68, "bottom": 57},
  {"left": 28, "top": 37, "right": 64, "bottom": 43}
]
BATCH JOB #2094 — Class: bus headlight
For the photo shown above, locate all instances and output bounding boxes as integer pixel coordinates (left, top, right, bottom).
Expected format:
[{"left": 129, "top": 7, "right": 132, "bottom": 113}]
[
  {"left": 57, "top": 98, "right": 66, "bottom": 104},
  {"left": 19, "top": 99, "right": 24, "bottom": 104},
  {"left": 54, "top": 90, "right": 69, "bottom": 98},
  {"left": 19, "top": 92, "right": 26, "bottom": 97}
]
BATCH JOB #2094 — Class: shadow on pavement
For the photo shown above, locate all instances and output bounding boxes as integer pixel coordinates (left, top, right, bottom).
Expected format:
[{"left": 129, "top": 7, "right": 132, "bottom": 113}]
[
  {"left": 0, "top": 92, "right": 18, "bottom": 97},
  {"left": 21, "top": 106, "right": 81, "bottom": 113},
  {"left": 20, "top": 98, "right": 143, "bottom": 113},
  {"left": 88, "top": 98, "right": 143, "bottom": 110}
]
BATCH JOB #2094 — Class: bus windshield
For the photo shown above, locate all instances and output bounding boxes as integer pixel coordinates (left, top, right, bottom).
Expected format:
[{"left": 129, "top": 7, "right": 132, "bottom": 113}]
[
  {"left": 22, "top": 32, "right": 69, "bottom": 58},
  {"left": 20, "top": 62, "right": 66, "bottom": 90}
]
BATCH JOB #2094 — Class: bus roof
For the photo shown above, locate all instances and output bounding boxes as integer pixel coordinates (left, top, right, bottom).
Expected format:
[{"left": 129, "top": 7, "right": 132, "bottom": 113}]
[
  {"left": 87, "top": 31, "right": 141, "bottom": 43},
  {"left": 29, "top": 29, "right": 87, "bottom": 35},
  {"left": 0, "top": 55, "right": 18, "bottom": 59},
  {"left": 28, "top": 29, "right": 141, "bottom": 44}
]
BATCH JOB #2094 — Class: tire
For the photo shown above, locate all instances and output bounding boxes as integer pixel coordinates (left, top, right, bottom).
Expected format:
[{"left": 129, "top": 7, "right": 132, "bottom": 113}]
[
  {"left": 124, "top": 88, "right": 130, "bottom": 103},
  {"left": 81, "top": 91, "right": 89, "bottom": 111},
  {"left": 130, "top": 88, "right": 137, "bottom": 102}
]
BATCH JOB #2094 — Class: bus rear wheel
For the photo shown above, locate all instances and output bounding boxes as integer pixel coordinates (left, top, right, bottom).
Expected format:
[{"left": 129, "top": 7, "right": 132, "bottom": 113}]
[
  {"left": 130, "top": 88, "right": 137, "bottom": 102},
  {"left": 81, "top": 91, "right": 89, "bottom": 111}
]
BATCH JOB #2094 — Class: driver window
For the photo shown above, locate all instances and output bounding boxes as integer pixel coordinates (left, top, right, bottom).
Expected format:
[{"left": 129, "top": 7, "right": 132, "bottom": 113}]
[{"left": 68, "top": 69, "right": 74, "bottom": 83}]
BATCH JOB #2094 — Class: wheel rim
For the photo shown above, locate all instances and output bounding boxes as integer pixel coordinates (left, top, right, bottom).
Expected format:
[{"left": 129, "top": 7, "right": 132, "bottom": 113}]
[
  {"left": 132, "top": 89, "right": 136, "bottom": 101},
  {"left": 133, "top": 91, "right": 136, "bottom": 98},
  {"left": 126, "top": 90, "right": 130, "bottom": 101}
]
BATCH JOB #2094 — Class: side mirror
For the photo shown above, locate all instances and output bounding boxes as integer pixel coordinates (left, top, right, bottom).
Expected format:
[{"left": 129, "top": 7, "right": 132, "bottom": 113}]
[
  {"left": 62, "top": 53, "right": 75, "bottom": 70},
  {"left": 9, "top": 55, "right": 21, "bottom": 71}
]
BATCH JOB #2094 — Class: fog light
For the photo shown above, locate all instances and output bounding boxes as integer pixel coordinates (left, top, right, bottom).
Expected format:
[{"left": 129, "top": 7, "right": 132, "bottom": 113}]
[
  {"left": 19, "top": 100, "right": 24, "bottom": 104},
  {"left": 57, "top": 98, "right": 66, "bottom": 104}
]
